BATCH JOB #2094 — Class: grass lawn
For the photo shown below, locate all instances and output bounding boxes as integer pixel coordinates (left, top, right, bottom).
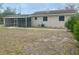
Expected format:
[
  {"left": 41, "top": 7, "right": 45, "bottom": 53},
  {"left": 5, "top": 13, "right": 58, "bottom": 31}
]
[{"left": 0, "top": 27, "right": 79, "bottom": 55}]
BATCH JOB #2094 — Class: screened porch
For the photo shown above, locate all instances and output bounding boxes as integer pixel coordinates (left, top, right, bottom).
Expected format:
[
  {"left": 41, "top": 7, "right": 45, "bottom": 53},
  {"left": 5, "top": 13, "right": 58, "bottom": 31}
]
[{"left": 4, "top": 18, "right": 26, "bottom": 27}]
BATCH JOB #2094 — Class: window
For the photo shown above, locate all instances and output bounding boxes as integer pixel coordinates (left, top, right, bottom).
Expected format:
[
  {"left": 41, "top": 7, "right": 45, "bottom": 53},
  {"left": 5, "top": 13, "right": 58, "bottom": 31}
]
[
  {"left": 43, "top": 16, "right": 48, "bottom": 21},
  {"left": 35, "top": 17, "right": 37, "bottom": 20},
  {"left": 59, "top": 16, "right": 64, "bottom": 21}
]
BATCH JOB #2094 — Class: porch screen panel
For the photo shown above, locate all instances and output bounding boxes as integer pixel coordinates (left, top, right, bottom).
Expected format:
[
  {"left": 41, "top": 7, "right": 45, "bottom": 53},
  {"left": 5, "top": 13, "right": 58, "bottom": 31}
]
[
  {"left": 5, "top": 18, "right": 15, "bottom": 26},
  {"left": 17, "top": 18, "right": 26, "bottom": 27}
]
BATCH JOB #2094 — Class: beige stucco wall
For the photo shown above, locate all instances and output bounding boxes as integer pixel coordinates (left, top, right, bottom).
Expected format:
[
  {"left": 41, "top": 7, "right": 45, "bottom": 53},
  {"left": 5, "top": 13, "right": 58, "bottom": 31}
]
[{"left": 31, "top": 15, "right": 71, "bottom": 28}]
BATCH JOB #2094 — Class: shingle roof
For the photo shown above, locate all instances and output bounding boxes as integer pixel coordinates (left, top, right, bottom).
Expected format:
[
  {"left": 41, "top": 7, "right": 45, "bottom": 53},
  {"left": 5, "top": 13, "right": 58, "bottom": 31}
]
[
  {"left": 32, "top": 9, "right": 77, "bottom": 15},
  {"left": 4, "top": 9, "right": 77, "bottom": 18}
]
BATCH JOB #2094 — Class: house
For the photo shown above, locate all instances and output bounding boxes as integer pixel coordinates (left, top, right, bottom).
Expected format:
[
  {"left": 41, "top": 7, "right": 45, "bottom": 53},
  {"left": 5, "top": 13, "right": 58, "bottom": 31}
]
[{"left": 3, "top": 9, "right": 77, "bottom": 28}]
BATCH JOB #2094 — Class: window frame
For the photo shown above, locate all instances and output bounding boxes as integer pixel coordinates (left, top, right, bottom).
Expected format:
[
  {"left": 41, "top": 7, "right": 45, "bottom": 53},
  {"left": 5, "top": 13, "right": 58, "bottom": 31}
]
[
  {"left": 35, "top": 17, "right": 37, "bottom": 20},
  {"left": 43, "top": 16, "right": 48, "bottom": 21},
  {"left": 59, "top": 16, "right": 65, "bottom": 21}
]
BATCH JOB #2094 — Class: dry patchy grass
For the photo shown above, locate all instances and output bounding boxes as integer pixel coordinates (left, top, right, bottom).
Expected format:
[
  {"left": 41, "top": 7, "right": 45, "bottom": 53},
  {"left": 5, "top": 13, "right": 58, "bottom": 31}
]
[{"left": 0, "top": 27, "right": 79, "bottom": 55}]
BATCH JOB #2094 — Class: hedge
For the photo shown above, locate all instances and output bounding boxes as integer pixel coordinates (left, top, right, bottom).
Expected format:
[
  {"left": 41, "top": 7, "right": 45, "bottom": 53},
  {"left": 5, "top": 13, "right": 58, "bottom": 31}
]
[
  {"left": 65, "top": 14, "right": 79, "bottom": 32},
  {"left": 73, "top": 21, "right": 79, "bottom": 42},
  {"left": 65, "top": 13, "right": 79, "bottom": 42}
]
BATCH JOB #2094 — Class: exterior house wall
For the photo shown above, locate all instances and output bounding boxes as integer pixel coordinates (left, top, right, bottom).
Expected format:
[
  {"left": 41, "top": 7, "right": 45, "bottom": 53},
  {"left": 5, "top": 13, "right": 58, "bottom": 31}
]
[
  {"left": 31, "top": 15, "right": 70, "bottom": 28},
  {"left": 31, "top": 17, "right": 43, "bottom": 27}
]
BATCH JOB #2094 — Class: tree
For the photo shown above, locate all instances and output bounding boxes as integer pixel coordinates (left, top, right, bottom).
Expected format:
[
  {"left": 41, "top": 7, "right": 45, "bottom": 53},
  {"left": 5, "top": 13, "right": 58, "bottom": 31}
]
[
  {"left": 65, "top": 3, "right": 78, "bottom": 10},
  {"left": 0, "top": 3, "right": 3, "bottom": 12},
  {"left": 2, "top": 7, "right": 16, "bottom": 16},
  {"left": 0, "top": 4, "right": 3, "bottom": 24},
  {"left": 0, "top": 6, "right": 16, "bottom": 24}
]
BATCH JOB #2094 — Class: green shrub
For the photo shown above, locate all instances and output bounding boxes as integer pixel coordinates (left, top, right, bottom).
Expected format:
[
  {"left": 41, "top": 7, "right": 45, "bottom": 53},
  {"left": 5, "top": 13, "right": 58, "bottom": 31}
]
[
  {"left": 73, "top": 22, "right": 79, "bottom": 42},
  {"left": 65, "top": 16, "right": 76, "bottom": 32},
  {"left": 65, "top": 13, "right": 79, "bottom": 43},
  {"left": 65, "top": 14, "right": 79, "bottom": 32},
  {"left": 0, "top": 18, "right": 3, "bottom": 24}
]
